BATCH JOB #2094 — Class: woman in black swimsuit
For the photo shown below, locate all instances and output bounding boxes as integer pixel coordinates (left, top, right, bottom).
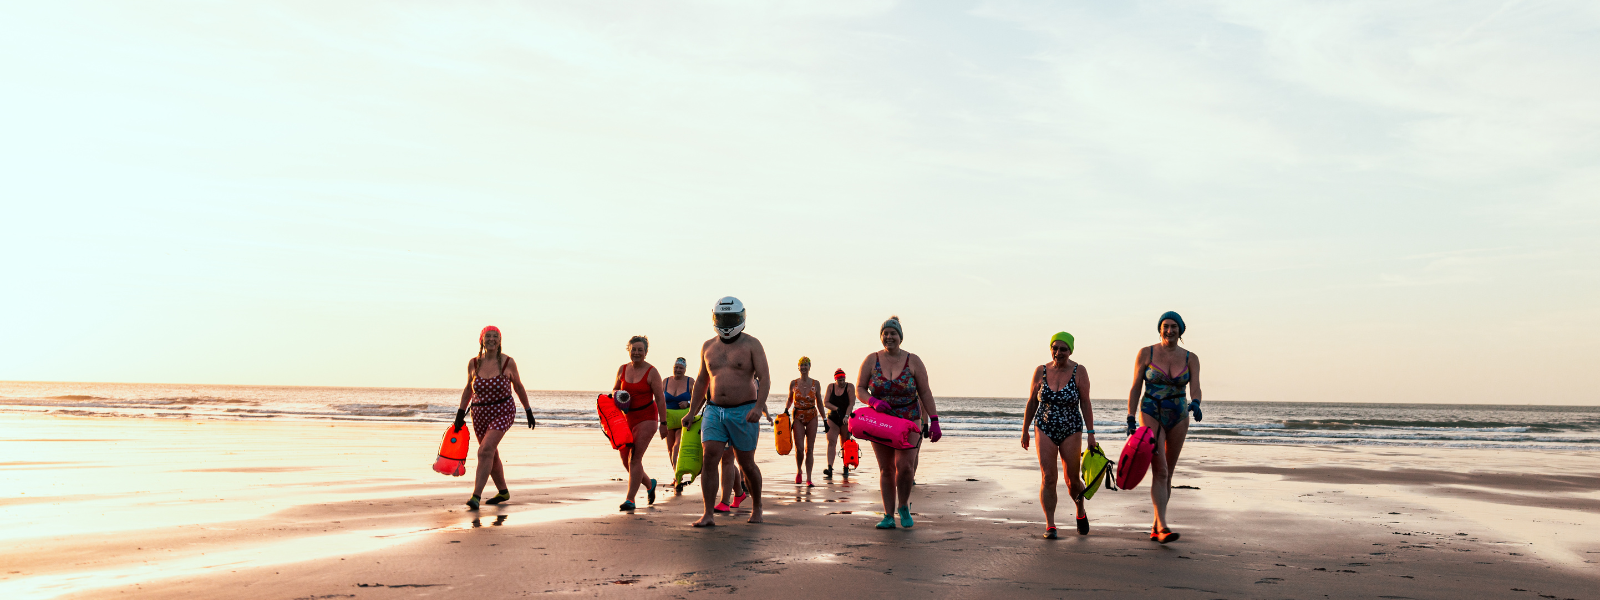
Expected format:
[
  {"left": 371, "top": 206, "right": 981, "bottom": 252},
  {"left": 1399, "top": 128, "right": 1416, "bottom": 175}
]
[
  {"left": 1021, "top": 332, "right": 1095, "bottom": 538},
  {"left": 823, "top": 368, "right": 855, "bottom": 480}
]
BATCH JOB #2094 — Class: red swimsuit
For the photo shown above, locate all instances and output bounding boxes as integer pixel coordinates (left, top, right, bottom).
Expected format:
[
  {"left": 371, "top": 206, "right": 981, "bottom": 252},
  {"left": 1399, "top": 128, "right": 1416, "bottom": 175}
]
[{"left": 614, "top": 365, "right": 659, "bottom": 429}]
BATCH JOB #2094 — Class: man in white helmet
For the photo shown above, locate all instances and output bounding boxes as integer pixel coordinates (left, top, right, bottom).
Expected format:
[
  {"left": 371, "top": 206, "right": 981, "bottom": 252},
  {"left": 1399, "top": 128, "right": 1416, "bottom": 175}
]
[{"left": 683, "top": 296, "right": 772, "bottom": 526}]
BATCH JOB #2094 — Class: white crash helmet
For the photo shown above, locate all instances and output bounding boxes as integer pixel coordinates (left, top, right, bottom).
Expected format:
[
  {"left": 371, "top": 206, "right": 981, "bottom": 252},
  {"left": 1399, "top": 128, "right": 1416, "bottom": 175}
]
[{"left": 713, "top": 296, "right": 746, "bottom": 341}]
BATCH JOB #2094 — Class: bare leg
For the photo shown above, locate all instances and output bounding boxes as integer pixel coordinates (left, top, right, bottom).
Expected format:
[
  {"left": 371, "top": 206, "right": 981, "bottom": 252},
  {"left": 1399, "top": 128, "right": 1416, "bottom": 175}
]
[
  {"left": 1059, "top": 432, "right": 1085, "bottom": 519},
  {"left": 826, "top": 426, "right": 839, "bottom": 471},
  {"left": 734, "top": 448, "right": 764, "bottom": 523},
  {"left": 626, "top": 420, "right": 657, "bottom": 503},
  {"left": 694, "top": 441, "right": 727, "bottom": 526},
  {"left": 894, "top": 447, "right": 917, "bottom": 508},
  {"left": 1159, "top": 419, "right": 1190, "bottom": 530},
  {"left": 666, "top": 429, "right": 681, "bottom": 468},
  {"left": 1035, "top": 428, "right": 1060, "bottom": 528},
  {"left": 1141, "top": 414, "right": 1173, "bottom": 532},
  {"left": 490, "top": 450, "right": 507, "bottom": 491},
  {"left": 801, "top": 419, "right": 817, "bottom": 482},
  {"left": 870, "top": 441, "right": 897, "bottom": 514},
  {"left": 472, "top": 428, "right": 509, "bottom": 498},
  {"left": 720, "top": 451, "right": 738, "bottom": 504}
]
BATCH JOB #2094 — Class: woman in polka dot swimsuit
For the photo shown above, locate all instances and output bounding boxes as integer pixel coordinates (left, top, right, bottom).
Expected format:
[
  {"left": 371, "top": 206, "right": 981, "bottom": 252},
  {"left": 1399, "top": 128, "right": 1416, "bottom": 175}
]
[{"left": 455, "top": 326, "right": 535, "bottom": 510}]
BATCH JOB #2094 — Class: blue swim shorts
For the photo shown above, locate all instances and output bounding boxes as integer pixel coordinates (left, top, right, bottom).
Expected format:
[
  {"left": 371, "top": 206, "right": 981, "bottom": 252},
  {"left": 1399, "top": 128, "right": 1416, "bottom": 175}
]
[{"left": 701, "top": 402, "right": 761, "bottom": 452}]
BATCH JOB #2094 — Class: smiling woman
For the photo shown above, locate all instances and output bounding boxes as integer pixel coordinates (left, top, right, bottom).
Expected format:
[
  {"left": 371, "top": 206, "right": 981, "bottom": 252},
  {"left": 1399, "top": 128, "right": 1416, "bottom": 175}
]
[{"left": 0, "top": 1, "right": 1597, "bottom": 407}]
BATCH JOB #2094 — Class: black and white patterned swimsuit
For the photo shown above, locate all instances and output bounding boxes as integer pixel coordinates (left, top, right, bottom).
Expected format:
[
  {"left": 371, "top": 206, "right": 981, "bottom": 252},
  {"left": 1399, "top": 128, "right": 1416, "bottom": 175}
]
[{"left": 1034, "top": 364, "right": 1085, "bottom": 445}]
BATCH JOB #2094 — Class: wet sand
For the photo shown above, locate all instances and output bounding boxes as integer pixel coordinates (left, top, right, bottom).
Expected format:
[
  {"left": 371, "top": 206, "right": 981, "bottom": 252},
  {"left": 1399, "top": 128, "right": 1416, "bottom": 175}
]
[{"left": 2, "top": 413, "right": 1596, "bottom": 599}]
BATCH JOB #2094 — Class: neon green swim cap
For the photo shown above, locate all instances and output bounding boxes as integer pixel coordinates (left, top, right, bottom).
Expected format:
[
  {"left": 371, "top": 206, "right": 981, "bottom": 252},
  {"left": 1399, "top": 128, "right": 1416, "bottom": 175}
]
[{"left": 1050, "top": 331, "right": 1074, "bottom": 352}]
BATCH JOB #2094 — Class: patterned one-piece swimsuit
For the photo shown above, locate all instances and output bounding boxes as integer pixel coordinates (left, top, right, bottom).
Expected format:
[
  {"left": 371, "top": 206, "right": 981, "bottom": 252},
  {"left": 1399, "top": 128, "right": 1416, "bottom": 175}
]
[
  {"left": 471, "top": 373, "right": 516, "bottom": 439},
  {"left": 1141, "top": 348, "right": 1191, "bottom": 430},
  {"left": 869, "top": 355, "right": 921, "bottom": 423},
  {"left": 1035, "top": 364, "right": 1085, "bottom": 445}
]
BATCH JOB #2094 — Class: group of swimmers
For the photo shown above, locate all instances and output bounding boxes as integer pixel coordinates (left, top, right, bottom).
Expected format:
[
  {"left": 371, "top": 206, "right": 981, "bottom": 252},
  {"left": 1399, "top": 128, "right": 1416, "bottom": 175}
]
[{"left": 449, "top": 298, "right": 1201, "bottom": 541}]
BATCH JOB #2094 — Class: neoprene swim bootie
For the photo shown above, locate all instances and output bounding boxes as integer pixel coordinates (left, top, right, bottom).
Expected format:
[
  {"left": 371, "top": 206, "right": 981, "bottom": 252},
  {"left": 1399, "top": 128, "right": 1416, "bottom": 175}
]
[
  {"left": 465, "top": 495, "right": 480, "bottom": 510},
  {"left": 876, "top": 515, "right": 896, "bottom": 529},
  {"left": 486, "top": 490, "right": 510, "bottom": 505},
  {"left": 898, "top": 506, "right": 914, "bottom": 528}
]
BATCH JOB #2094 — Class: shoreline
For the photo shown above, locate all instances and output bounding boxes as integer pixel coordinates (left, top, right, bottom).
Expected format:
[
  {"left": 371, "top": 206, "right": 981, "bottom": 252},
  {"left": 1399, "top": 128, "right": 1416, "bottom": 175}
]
[{"left": 2, "top": 413, "right": 1596, "bottom": 598}]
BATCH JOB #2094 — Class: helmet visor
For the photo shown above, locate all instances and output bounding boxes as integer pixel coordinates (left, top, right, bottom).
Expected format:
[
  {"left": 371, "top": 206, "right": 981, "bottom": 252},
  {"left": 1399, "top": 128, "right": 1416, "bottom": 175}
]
[{"left": 714, "top": 311, "right": 744, "bottom": 329}]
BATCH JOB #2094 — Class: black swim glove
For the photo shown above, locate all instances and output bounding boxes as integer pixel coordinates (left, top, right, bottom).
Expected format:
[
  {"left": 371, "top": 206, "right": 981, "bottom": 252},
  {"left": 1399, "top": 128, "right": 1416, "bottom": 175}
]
[
  {"left": 454, "top": 409, "right": 467, "bottom": 431},
  {"left": 1126, "top": 414, "right": 1137, "bottom": 436},
  {"left": 1190, "top": 401, "right": 1202, "bottom": 422},
  {"left": 525, "top": 407, "right": 537, "bottom": 429}
]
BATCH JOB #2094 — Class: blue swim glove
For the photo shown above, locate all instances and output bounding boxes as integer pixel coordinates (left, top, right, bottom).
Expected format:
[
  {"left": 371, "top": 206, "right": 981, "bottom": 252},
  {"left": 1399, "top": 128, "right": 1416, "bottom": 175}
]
[
  {"left": 1189, "top": 401, "right": 1202, "bottom": 422},
  {"left": 1126, "top": 414, "right": 1137, "bottom": 436}
]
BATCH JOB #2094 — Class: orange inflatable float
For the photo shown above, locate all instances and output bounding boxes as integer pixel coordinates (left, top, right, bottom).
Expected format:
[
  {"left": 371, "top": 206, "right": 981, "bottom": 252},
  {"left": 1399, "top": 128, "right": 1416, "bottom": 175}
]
[
  {"left": 598, "top": 393, "right": 634, "bottom": 449},
  {"left": 432, "top": 424, "right": 470, "bottom": 477},
  {"left": 842, "top": 437, "right": 860, "bottom": 469},
  {"left": 774, "top": 412, "right": 793, "bottom": 455}
]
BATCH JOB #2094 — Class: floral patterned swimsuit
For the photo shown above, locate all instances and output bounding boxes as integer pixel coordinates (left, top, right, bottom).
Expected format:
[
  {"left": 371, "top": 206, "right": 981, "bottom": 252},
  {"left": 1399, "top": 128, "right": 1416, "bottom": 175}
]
[
  {"left": 1035, "top": 364, "right": 1085, "bottom": 445},
  {"left": 869, "top": 354, "right": 921, "bottom": 423}
]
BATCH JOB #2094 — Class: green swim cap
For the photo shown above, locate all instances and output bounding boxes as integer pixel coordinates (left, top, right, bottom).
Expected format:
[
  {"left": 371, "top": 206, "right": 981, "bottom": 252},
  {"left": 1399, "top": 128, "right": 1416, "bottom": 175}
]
[{"left": 1050, "top": 331, "right": 1074, "bottom": 352}]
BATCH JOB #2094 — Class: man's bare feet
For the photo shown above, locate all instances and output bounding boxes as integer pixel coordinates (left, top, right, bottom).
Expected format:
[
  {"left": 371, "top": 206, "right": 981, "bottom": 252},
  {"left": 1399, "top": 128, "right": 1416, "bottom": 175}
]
[
  {"left": 691, "top": 514, "right": 717, "bottom": 527},
  {"left": 747, "top": 503, "right": 764, "bottom": 523}
]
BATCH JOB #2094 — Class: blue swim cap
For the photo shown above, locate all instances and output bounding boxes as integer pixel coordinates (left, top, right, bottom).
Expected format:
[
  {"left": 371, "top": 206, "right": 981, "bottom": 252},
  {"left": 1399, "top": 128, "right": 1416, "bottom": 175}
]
[{"left": 1158, "top": 311, "right": 1185, "bottom": 336}]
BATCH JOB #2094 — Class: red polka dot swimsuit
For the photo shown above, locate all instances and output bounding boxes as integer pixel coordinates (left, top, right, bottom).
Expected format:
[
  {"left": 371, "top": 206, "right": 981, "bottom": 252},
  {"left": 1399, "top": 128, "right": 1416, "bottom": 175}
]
[{"left": 471, "top": 365, "right": 517, "bottom": 439}]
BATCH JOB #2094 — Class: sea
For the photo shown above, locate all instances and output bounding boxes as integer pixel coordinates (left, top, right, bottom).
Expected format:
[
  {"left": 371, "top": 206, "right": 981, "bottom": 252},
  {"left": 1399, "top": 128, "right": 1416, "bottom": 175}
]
[{"left": 2, "top": 381, "right": 1596, "bottom": 452}]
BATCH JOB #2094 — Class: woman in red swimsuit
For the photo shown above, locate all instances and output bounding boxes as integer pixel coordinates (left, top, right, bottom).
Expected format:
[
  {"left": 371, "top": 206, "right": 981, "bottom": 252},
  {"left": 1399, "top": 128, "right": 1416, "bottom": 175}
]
[
  {"left": 614, "top": 335, "right": 667, "bottom": 510},
  {"left": 455, "top": 326, "right": 534, "bottom": 510}
]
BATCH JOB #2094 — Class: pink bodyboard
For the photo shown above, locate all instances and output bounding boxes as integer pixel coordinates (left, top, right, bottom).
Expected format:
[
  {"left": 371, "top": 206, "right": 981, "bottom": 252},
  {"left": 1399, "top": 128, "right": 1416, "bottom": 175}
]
[
  {"left": 847, "top": 406, "right": 921, "bottom": 450},
  {"left": 1116, "top": 426, "right": 1155, "bottom": 490}
]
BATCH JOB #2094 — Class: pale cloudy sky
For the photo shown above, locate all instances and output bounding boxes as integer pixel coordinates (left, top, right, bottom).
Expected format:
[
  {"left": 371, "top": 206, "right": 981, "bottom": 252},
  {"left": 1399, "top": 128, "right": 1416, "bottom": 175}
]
[{"left": 2, "top": 1, "right": 1596, "bottom": 403}]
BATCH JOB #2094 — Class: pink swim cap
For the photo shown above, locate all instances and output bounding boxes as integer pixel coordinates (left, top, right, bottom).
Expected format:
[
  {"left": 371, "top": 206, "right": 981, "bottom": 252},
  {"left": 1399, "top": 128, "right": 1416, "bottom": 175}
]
[{"left": 480, "top": 325, "right": 501, "bottom": 344}]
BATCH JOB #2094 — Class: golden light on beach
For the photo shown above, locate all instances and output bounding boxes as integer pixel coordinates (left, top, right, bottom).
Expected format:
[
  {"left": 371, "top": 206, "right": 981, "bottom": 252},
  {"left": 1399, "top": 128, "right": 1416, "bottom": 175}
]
[{"left": 2, "top": 1, "right": 1598, "bottom": 598}]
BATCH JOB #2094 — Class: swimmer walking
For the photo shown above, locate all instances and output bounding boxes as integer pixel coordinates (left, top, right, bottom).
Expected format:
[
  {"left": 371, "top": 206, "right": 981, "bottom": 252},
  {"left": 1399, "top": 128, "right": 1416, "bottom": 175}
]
[
  {"left": 663, "top": 357, "right": 694, "bottom": 472},
  {"left": 857, "top": 316, "right": 941, "bottom": 529},
  {"left": 455, "top": 326, "right": 536, "bottom": 510},
  {"left": 1021, "top": 332, "right": 1095, "bottom": 538},
  {"left": 613, "top": 335, "right": 666, "bottom": 511},
  {"left": 683, "top": 297, "right": 772, "bottom": 526},
  {"left": 822, "top": 368, "right": 855, "bottom": 480},
  {"left": 1127, "top": 311, "right": 1202, "bottom": 543},
  {"left": 785, "top": 357, "right": 823, "bottom": 486}
]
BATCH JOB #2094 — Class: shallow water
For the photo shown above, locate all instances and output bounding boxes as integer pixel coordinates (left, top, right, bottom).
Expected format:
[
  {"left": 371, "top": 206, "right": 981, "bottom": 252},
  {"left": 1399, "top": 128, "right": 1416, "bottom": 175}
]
[{"left": 1, "top": 381, "right": 1595, "bottom": 451}]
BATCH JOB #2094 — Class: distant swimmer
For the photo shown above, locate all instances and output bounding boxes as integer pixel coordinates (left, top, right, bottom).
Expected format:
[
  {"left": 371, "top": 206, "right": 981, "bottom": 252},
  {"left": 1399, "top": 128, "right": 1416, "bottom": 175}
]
[
  {"left": 822, "top": 368, "right": 856, "bottom": 480},
  {"left": 1021, "top": 332, "right": 1096, "bottom": 538},
  {"left": 456, "top": 326, "right": 536, "bottom": 510},
  {"left": 785, "top": 357, "right": 823, "bottom": 486},
  {"left": 663, "top": 357, "right": 694, "bottom": 481},
  {"left": 1127, "top": 311, "right": 1203, "bottom": 543},
  {"left": 856, "top": 316, "right": 942, "bottom": 529},
  {"left": 612, "top": 335, "right": 667, "bottom": 511},
  {"left": 682, "top": 297, "right": 772, "bottom": 526}
]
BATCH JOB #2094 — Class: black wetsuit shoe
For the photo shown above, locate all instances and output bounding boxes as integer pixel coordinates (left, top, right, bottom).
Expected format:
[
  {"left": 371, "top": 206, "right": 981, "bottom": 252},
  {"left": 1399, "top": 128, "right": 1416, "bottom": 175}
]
[
  {"left": 823, "top": 467, "right": 833, "bottom": 480},
  {"left": 1044, "top": 526, "right": 1058, "bottom": 539},
  {"left": 486, "top": 490, "right": 510, "bottom": 505},
  {"left": 1076, "top": 516, "right": 1089, "bottom": 535}
]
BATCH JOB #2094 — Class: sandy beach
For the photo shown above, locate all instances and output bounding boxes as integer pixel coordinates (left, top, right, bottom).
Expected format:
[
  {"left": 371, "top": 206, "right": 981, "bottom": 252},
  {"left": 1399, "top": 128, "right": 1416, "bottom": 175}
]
[{"left": 2, "top": 413, "right": 1595, "bottom": 599}]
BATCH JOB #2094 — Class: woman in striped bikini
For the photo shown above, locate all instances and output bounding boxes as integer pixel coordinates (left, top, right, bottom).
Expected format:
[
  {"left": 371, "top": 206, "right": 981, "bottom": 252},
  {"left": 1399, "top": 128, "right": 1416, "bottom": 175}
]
[{"left": 455, "top": 326, "right": 535, "bottom": 510}]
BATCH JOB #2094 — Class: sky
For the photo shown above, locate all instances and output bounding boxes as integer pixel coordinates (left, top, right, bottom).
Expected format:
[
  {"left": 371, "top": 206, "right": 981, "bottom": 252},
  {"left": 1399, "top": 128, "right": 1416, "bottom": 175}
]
[{"left": 2, "top": 1, "right": 1597, "bottom": 404}]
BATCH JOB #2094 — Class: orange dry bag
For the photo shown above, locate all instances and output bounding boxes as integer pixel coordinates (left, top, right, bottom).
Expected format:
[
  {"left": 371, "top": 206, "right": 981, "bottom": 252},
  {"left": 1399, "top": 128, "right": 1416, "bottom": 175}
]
[
  {"left": 598, "top": 394, "right": 634, "bottom": 450},
  {"left": 774, "top": 412, "right": 793, "bottom": 455},
  {"left": 433, "top": 424, "right": 470, "bottom": 477},
  {"left": 842, "top": 437, "right": 860, "bottom": 469}
]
